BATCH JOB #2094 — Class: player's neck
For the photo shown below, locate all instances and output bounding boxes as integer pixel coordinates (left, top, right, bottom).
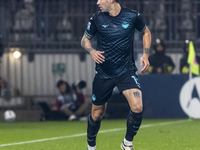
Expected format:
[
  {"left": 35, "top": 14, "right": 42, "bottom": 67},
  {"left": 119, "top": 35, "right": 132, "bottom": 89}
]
[{"left": 109, "top": 3, "right": 121, "bottom": 17}]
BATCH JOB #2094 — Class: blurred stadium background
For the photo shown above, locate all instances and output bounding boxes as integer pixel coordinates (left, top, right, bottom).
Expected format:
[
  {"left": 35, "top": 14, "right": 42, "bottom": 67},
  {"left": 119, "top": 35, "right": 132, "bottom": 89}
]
[
  {"left": 0, "top": 0, "right": 200, "bottom": 149},
  {"left": 0, "top": 0, "right": 200, "bottom": 119}
]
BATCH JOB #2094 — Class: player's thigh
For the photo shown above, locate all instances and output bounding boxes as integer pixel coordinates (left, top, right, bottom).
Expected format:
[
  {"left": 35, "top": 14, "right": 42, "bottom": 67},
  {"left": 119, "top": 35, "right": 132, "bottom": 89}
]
[
  {"left": 122, "top": 88, "right": 143, "bottom": 113},
  {"left": 91, "top": 103, "right": 107, "bottom": 121},
  {"left": 92, "top": 76, "right": 115, "bottom": 105},
  {"left": 116, "top": 71, "right": 142, "bottom": 112}
]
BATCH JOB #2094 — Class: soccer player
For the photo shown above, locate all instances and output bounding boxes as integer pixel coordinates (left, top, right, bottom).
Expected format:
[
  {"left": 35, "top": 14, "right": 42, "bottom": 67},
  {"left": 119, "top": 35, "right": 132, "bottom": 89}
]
[{"left": 81, "top": 0, "right": 151, "bottom": 149}]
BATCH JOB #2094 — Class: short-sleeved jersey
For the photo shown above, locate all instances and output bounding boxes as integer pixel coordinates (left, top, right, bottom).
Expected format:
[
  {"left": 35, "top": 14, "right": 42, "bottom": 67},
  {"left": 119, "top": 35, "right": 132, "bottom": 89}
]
[{"left": 85, "top": 7, "right": 146, "bottom": 79}]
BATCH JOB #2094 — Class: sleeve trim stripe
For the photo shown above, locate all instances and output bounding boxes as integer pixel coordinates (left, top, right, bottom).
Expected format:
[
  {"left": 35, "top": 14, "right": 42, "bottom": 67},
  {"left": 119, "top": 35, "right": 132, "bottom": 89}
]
[
  {"left": 140, "top": 24, "right": 146, "bottom": 32},
  {"left": 85, "top": 30, "right": 93, "bottom": 38}
]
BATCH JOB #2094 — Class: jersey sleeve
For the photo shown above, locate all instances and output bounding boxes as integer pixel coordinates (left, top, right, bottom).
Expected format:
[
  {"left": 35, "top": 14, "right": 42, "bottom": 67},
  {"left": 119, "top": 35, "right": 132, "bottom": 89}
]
[
  {"left": 135, "top": 12, "right": 146, "bottom": 32},
  {"left": 85, "top": 16, "right": 97, "bottom": 38}
]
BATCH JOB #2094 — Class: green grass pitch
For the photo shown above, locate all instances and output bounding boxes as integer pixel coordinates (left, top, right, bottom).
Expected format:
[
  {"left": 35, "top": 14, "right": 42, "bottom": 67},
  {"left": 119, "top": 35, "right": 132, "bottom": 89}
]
[{"left": 0, "top": 119, "right": 200, "bottom": 150}]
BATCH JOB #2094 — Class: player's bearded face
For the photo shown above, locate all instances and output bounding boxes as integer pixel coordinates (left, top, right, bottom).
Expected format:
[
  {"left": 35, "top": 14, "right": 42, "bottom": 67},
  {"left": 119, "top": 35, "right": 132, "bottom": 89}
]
[{"left": 97, "top": 0, "right": 111, "bottom": 12}]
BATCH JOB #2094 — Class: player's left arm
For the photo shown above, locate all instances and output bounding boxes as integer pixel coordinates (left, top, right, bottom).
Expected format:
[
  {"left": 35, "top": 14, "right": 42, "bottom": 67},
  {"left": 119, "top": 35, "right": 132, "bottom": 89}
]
[{"left": 140, "top": 26, "right": 151, "bottom": 73}]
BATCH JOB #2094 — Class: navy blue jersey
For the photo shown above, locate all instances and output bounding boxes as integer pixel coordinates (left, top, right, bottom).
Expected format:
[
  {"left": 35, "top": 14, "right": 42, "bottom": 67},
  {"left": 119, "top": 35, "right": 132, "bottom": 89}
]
[{"left": 85, "top": 7, "right": 146, "bottom": 79}]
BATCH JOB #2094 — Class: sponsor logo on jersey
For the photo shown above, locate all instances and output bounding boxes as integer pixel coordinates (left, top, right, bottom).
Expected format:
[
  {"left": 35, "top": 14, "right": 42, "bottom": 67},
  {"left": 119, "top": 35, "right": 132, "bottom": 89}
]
[
  {"left": 102, "top": 24, "right": 109, "bottom": 28},
  {"left": 87, "top": 22, "right": 91, "bottom": 30},
  {"left": 179, "top": 77, "right": 200, "bottom": 118},
  {"left": 122, "top": 21, "right": 129, "bottom": 29}
]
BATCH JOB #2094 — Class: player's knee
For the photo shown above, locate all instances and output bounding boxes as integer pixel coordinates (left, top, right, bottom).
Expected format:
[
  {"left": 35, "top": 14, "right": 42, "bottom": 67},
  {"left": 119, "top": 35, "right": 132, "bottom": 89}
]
[
  {"left": 92, "top": 111, "right": 104, "bottom": 121},
  {"left": 132, "top": 104, "right": 143, "bottom": 113}
]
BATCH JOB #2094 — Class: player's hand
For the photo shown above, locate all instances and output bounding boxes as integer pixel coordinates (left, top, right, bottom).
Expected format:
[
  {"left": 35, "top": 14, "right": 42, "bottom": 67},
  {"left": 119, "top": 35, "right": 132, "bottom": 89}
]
[
  {"left": 90, "top": 50, "right": 105, "bottom": 64},
  {"left": 140, "top": 54, "right": 150, "bottom": 73}
]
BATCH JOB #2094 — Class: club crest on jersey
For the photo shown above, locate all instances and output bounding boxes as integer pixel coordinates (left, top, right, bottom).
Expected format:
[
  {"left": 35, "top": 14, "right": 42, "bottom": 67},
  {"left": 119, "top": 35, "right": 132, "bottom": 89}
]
[
  {"left": 122, "top": 21, "right": 129, "bottom": 29},
  {"left": 87, "top": 22, "right": 91, "bottom": 30},
  {"left": 92, "top": 94, "right": 96, "bottom": 101}
]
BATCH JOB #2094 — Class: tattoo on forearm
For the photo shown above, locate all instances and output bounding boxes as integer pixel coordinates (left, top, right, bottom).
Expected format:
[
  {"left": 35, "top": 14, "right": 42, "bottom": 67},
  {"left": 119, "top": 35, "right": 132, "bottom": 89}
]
[
  {"left": 86, "top": 47, "right": 94, "bottom": 53},
  {"left": 81, "top": 33, "right": 94, "bottom": 53},
  {"left": 144, "top": 48, "right": 150, "bottom": 56},
  {"left": 81, "top": 40, "right": 93, "bottom": 53},
  {"left": 133, "top": 92, "right": 141, "bottom": 98}
]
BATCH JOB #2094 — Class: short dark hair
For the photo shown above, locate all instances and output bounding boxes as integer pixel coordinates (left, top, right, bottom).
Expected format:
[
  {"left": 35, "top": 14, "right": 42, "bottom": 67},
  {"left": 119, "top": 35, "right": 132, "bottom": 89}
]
[
  {"left": 56, "top": 80, "right": 71, "bottom": 93},
  {"left": 77, "top": 80, "right": 87, "bottom": 89},
  {"left": 56, "top": 80, "right": 65, "bottom": 88}
]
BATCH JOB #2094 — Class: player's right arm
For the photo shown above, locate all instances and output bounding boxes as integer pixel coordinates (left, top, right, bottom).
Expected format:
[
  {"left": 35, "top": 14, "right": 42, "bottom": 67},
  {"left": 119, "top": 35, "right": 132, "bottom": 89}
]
[{"left": 81, "top": 33, "right": 105, "bottom": 64}]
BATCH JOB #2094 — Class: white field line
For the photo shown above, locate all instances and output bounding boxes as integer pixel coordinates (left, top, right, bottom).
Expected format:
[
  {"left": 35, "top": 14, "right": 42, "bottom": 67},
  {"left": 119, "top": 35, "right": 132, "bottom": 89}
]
[{"left": 0, "top": 119, "right": 189, "bottom": 147}]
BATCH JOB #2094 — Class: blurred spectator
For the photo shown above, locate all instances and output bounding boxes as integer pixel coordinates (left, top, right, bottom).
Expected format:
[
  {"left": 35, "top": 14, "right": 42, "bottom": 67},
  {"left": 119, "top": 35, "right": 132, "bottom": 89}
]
[
  {"left": 0, "top": 77, "right": 5, "bottom": 97},
  {"left": 180, "top": 40, "right": 200, "bottom": 74},
  {"left": 71, "top": 80, "right": 87, "bottom": 107},
  {"left": 148, "top": 39, "right": 175, "bottom": 74},
  {"left": 52, "top": 80, "right": 76, "bottom": 120},
  {"left": 72, "top": 80, "right": 90, "bottom": 117},
  {"left": 71, "top": 80, "right": 90, "bottom": 120},
  {"left": 53, "top": 80, "right": 90, "bottom": 121},
  {"left": 0, "top": 79, "right": 11, "bottom": 101}
]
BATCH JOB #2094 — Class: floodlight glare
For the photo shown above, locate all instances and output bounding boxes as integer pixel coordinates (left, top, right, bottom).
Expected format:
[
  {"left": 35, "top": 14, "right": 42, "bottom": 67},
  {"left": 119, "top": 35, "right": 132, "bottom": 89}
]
[
  {"left": 13, "top": 51, "right": 22, "bottom": 59},
  {"left": 185, "top": 39, "right": 189, "bottom": 44},
  {"left": 156, "top": 39, "right": 161, "bottom": 44}
]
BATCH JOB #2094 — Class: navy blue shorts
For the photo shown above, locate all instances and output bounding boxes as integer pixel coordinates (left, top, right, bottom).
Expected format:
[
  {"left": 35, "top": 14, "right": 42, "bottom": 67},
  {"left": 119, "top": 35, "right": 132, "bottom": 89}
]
[{"left": 92, "top": 71, "right": 141, "bottom": 105}]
